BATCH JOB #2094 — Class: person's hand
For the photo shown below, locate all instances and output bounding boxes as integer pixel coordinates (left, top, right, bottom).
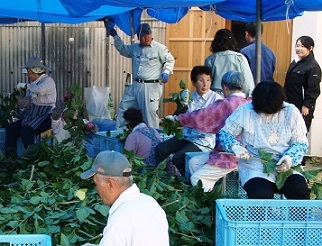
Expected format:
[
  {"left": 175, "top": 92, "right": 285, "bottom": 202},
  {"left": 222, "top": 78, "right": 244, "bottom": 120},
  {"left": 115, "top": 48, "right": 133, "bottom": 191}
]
[
  {"left": 275, "top": 155, "right": 292, "bottom": 173},
  {"left": 16, "top": 82, "right": 27, "bottom": 90},
  {"left": 165, "top": 115, "right": 178, "bottom": 122},
  {"left": 108, "top": 28, "right": 117, "bottom": 37},
  {"left": 231, "top": 145, "right": 251, "bottom": 160},
  {"left": 161, "top": 73, "right": 169, "bottom": 83},
  {"left": 301, "top": 106, "right": 309, "bottom": 116}
]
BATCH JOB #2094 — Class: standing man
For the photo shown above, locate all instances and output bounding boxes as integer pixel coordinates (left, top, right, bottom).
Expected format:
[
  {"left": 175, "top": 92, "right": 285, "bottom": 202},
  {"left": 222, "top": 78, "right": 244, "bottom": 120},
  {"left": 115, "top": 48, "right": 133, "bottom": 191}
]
[
  {"left": 6, "top": 56, "right": 56, "bottom": 156},
  {"left": 107, "top": 22, "right": 175, "bottom": 129},
  {"left": 80, "top": 150, "right": 169, "bottom": 246},
  {"left": 240, "top": 22, "right": 276, "bottom": 82}
]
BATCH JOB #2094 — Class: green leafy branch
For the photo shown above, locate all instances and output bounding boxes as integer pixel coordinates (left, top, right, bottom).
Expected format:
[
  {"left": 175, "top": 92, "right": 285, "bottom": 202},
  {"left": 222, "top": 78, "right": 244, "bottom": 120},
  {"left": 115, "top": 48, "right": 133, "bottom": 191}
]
[
  {"left": 258, "top": 149, "right": 322, "bottom": 198},
  {"left": 163, "top": 79, "right": 192, "bottom": 110},
  {"left": 161, "top": 118, "right": 182, "bottom": 139}
]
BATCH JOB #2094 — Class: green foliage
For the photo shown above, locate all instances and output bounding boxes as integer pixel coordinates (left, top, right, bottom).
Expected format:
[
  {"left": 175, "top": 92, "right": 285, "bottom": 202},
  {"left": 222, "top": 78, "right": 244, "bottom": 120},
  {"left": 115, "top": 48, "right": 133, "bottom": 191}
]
[
  {"left": 162, "top": 118, "right": 183, "bottom": 139},
  {"left": 0, "top": 143, "right": 221, "bottom": 245},
  {"left": 60, "top": 84, "right": 91, "bottom": 148},
  {"left": 258, "top": 149, "right": 276, "bottom": 175},
  {"left": 163, "top": 79, "right": 192, "bottom": 111},
  {"left": 0, "top": 90, "right": 20, "bottom": 127},
  {"left": 258, "top": 150, "right": 322, "bottom": 196}
]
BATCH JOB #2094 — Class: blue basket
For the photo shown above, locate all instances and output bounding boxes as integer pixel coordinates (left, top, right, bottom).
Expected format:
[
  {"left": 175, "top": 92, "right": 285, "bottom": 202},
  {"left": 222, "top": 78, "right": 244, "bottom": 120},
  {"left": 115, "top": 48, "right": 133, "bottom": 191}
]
[
  {"left": 0, "top": 234, "right": 52, "bottom": 245},
  {"left": 223, "top": 170, "right": 283, "bottom": 199},
  {"left": 215, "top": 199, "right": 322, "bottom": 246},
  {"left": 92, "top": 119, "right": 116, "bottom": 131},
  {"left": 91, "top": 131, "right": 124, "bottom": 154}
]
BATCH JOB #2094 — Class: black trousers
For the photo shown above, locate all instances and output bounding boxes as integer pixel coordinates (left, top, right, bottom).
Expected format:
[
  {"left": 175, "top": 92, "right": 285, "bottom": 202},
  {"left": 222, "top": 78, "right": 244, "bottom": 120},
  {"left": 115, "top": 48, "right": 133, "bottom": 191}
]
[
  {"left": 243, "top": 174, "right": 310, "bottom": 199},
  {"left": 5, "top": 114, "right": 52, "bottom": 150},
  {"left": 155, "top": 137, "right": 201, "bottom": 176}
]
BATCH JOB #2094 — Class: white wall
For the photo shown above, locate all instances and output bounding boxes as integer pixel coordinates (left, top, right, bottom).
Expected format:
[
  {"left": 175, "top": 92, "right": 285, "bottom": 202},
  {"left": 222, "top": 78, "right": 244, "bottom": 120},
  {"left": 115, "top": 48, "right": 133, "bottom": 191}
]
[{"left": 292, "top": 12, "right": 322, "bottom": 155}]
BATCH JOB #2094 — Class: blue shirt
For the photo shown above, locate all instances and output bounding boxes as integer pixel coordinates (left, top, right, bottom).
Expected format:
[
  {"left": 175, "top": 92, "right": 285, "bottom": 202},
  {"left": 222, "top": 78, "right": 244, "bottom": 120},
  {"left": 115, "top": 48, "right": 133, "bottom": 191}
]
[{"left": 240, "top": 40, "right": 276, "bottom": 82}]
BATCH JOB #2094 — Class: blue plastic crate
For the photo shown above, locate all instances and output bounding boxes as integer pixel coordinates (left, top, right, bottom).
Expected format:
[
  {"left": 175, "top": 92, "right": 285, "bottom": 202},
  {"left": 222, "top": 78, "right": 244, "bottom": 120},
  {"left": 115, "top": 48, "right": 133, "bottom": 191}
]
[
  {"left": 223, "top": 170, "right": 247, "bottom": 198},
  {"left": 0, "top": 128, "right": 5, "bottom": 154},
  {"left": 0, "top": 234, "right": 52, "bottom": 245},
  {"left": 100, "top": 136, "right": 124, "bottom": 152},
  {"left": 91, "top": 131, "right": 124, "bottom": 154},
  {"left": 215, "top": 199, "right": 322, "bottom": 246},
  {"left": 185, "top": 152, "right": 210, "bottom": 182},
  {"left": 223, "top": 170, "right": 283, "bottom": 199}
]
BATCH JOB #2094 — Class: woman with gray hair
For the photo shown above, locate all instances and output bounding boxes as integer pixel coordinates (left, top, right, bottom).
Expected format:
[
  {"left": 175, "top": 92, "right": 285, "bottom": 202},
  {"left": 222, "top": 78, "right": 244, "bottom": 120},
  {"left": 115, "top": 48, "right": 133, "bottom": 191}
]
[{"left": 167, "top": 71, "right": 250, "bottom": 191}]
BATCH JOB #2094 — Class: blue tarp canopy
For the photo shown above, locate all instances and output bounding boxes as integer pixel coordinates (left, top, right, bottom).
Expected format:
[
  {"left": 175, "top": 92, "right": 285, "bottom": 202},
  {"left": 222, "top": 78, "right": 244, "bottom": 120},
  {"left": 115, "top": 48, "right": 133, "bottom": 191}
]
[
  {"left": 1, "top": 0, "right": 322, "bottom": 84},
  {"left": 203, "top": 0, "right": 322, "bottom": 21},
  {"left": 1, "top": 0, "right": 322, "bottom": 33}
]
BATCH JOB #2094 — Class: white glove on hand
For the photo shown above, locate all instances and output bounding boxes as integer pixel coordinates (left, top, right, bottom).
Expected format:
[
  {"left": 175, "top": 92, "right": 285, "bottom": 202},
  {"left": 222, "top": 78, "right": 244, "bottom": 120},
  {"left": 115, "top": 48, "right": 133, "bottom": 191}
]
[
  {"left": 275, "top": 155, "right": 292, "bottom": 173},
  {"left": 16, "top": 82, "right": 27, "bottom": 90},
  {"left": 165, "top": 115, "right": 178, "bottom": 122},
  {"left": 231, "top": 145, "right": 251, "bottom": 160}
]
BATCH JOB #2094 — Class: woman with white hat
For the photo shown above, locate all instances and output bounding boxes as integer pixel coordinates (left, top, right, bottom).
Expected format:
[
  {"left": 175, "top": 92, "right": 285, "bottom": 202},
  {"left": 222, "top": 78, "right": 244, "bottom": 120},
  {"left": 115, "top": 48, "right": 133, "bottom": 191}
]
[{"left": 5, "top": 56, "right": 56, "bottom": 156}]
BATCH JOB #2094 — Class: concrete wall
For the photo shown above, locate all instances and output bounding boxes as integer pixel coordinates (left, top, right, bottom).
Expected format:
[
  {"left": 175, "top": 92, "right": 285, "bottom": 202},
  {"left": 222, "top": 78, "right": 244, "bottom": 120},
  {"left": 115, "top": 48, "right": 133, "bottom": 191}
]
[{"left": 292, "top": 12, "right": 322, "bottom": 155}]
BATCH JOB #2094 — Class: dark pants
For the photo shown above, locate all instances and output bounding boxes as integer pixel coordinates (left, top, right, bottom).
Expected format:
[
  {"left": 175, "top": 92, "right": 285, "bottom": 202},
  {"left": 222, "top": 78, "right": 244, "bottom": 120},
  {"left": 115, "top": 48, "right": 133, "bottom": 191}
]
[
  {"left": 243, "top": 174, "right": 310, "bottom": 199},
  {"left": 5, "top": 114, "right": 52, "bottom": 152},
  {"left": 155, "top": 137, "right": 201, "bottom": 176}
]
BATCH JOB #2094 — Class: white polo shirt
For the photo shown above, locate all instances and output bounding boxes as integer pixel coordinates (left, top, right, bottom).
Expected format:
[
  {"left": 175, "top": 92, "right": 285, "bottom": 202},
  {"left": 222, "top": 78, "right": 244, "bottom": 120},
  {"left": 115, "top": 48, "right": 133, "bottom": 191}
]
[{"left": 99, "top": 184, "right": 169, "bottom": 246}]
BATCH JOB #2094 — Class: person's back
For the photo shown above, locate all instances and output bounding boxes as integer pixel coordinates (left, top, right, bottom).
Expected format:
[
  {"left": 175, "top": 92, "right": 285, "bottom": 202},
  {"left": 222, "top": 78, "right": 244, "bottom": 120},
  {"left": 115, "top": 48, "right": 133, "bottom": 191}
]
[
  {"left": 123, "top": 107, "right": 161, "bottom": 167},
  {"left": 205, "top": 29, "right": 254, "bottom": 97},
  {"left": 240, "top": 22, "right": 276, "bottom": 82},
  {"left": 105, "top": 185, "right": 169, "bottom": 245}
]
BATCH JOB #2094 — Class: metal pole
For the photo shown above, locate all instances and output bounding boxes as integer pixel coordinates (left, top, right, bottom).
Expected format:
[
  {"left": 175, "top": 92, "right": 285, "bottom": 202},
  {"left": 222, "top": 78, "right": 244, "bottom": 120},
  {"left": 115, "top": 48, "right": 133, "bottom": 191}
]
[
  {"left": 130, "top": 10, "right": 135, "bottom": 81},
  {"left": 41, "top": 23, "right": 46, "bottom": 65},
  {"left": 105, "top": 18, "right": 110, "bottom": 87},
  {"left": 255, "top": 0, "right": 262, "bottom": 85}
]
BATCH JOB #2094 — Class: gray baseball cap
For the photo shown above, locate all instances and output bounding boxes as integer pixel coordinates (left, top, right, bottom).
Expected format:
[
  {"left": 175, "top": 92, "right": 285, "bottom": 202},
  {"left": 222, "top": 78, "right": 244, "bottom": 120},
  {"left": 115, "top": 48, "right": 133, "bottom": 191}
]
[{"left": 80, "top": 151, "right": 132, "bottom": 179}]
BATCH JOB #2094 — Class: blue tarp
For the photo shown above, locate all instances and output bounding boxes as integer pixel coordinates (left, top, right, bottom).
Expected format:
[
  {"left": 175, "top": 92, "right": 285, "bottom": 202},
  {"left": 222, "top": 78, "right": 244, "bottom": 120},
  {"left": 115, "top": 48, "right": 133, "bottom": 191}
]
[
  {"left": 1, "top": 0, "right": 322, "bottom": 34},
  {"left": 203, "top": 0, "right": 322, "bottom": 22}
]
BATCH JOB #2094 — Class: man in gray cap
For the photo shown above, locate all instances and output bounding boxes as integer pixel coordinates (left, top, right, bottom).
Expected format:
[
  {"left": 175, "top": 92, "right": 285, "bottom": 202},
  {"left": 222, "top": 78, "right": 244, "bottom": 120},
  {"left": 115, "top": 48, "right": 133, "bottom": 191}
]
[
  {"left": 81, "top": 150, "right": 169, "bottom": 246},
  {"left": 5, "top": 56, "right": 56, "bottom": 156},
  {"left": 106, "top": 22, "right": 175, "bottom": 129}
]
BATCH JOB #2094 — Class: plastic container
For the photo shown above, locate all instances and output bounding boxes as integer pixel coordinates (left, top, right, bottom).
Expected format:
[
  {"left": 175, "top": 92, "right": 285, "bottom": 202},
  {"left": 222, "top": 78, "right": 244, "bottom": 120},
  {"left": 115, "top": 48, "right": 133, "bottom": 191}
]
[
  {"left": 92, "top": 119, "right": 116, "bottom": 131},
  {"left": 92, "top": 131, "right": 124, "bottom": 154},
  {"left": 215, "top": 199, "right": 322, "bottom": 246},
  {"left": 185, "top": 152, "right": 210, "bottom": 182},
  {"left": 223, "top": 170, "right": 283, "bottom": 199},
  {"left": 0, "top": 234, "right": 52, "bottom": 245}
]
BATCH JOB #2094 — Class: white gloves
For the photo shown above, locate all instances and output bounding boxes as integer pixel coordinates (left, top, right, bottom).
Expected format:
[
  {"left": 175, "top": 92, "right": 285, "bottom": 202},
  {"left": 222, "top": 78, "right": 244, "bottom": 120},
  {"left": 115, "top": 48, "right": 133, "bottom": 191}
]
[
  {"left": 16, "top": 82, "right": 27, "bottom": 90},
  {"left": 275, "top": 155, "right": 292, "bottom": 173},
  {"left": 231, "top": 145, "right": 251, "bottom": 160},
  {"left": 165, "top": 115, "right": 178, "bottom": 122}
]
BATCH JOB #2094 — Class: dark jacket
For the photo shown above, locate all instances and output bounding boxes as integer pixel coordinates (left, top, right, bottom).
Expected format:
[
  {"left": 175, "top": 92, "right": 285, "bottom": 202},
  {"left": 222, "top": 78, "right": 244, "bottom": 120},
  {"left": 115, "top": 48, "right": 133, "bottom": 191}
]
[{"left": 284, "top": 53, "right": 321, "bottom": 111}]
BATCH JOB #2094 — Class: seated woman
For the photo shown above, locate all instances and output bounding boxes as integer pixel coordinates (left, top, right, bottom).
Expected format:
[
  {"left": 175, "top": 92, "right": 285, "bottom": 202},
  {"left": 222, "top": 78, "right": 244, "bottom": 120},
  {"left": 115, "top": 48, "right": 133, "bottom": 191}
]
[
  {"left": 123, "top": 107, "right": 161, "bottom": 167},
  {"left": 167, "top": 71, "right": 249, "bottom": 191},
  {"left": 219, "top": 81, "right": 310, "bottom": 199},
  {"left": 155, "top": 66, "right": 222, "bottom": 176}
]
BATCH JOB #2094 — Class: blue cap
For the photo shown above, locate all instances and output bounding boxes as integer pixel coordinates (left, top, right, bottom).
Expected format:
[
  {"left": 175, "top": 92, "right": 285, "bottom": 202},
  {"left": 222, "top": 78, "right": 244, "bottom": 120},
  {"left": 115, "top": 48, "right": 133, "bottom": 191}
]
[{"left": 136, "top": 23, "right": 152, "bottom": 36}]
